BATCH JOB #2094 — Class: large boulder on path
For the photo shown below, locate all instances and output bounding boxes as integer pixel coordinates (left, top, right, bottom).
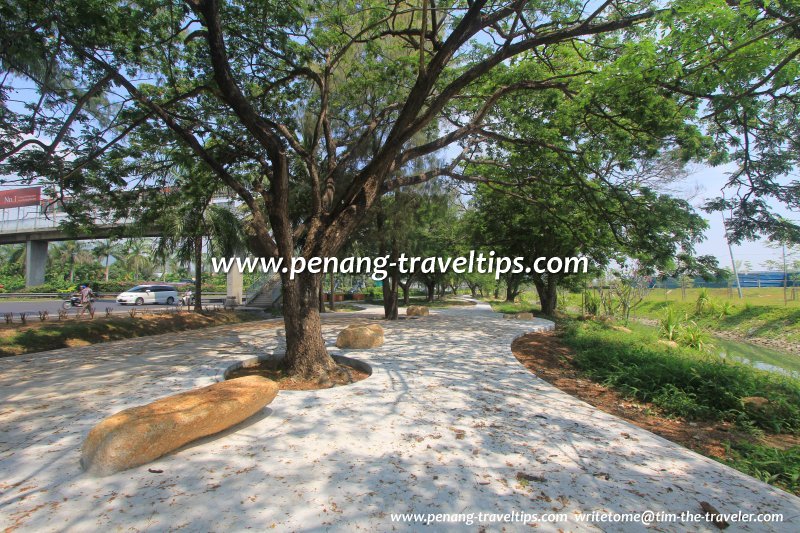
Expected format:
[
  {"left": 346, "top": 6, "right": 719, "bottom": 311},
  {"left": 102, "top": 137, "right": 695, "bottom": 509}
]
[
  {"left": 335, "top": 324, "right": 384, "bottom": 349},
  {"left": 406, "top": 305, "right": 430, "bottom": 317},
  {"left": 81, "top": 376, "right": 278, "bottom": 476}
]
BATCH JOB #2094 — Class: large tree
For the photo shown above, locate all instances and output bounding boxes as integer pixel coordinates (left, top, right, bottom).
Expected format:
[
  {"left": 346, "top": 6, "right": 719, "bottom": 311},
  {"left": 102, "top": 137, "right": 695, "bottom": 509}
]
[
  {"left": 2, "top": 0, "right": 797, "bottom": 379},
  {"left": 467, "top": 174, "right": 709, "bottom": 314},
  {"left": 656, "top": 0, "right": 800, "bottom": 243}
]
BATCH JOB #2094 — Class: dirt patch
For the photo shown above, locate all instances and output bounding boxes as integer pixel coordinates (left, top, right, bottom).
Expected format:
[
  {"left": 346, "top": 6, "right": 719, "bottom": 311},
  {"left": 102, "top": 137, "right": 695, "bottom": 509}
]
[
  {"left": 226, "top": 359, "right": 370, "bottom": 391},
  {"left": 64, "top": 338, "right": 92, "bottom": 348},
  {"left": 511, "top": 330, "right": 750, "bottom": 460}
]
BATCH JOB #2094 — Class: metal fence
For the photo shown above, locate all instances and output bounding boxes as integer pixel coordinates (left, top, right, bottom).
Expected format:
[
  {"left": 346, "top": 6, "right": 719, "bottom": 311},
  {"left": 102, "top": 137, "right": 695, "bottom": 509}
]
[{"left": 660, "top": 272, "right": 798, "bottom": 289}]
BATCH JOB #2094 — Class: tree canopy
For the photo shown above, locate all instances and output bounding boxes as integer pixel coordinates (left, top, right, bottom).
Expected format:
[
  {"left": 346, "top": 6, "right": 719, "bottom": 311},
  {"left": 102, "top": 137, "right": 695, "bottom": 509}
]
[{"left": 2, "top": 0, "right": 799, "bottom": 378}]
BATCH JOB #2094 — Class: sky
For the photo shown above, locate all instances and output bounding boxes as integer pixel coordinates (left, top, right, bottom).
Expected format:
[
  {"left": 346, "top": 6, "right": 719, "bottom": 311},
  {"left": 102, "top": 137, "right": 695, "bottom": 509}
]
[{"left": 683, "top": 163, "right": 797, "bottom": 271}]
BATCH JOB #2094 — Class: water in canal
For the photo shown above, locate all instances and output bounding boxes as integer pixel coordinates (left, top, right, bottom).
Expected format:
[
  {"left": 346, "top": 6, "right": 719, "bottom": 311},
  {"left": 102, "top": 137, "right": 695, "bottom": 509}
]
[
  {"left": 714, "top": 336, "right": 800, "bottom": 379},
  {"left": 630, "top": 322, "right": 800, "bottom": 379}
]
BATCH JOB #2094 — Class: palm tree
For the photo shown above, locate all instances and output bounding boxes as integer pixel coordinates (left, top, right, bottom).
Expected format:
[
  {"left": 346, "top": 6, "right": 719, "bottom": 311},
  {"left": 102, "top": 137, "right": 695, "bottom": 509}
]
[
  {"left": 50, "top": 241, "right": 93, "bottom": 283},
  {"left": 92, "top": 239, "right": 121, "bottom": 282},
  {"left": 119, "top": 239, "right": 154, "bottom": 281},
  {"left": 0, "top": 244, "right": 25, "bottom": 276},
  {"left": 156, "top": 199, "right": 245, "bottom": 311}
]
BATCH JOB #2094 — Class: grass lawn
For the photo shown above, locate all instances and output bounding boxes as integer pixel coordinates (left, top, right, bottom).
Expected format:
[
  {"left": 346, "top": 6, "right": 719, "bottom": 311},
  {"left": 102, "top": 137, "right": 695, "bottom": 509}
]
[
  {"left": 559, "top": 317, "right": 800, "bottom": 494},
  {"left": 645, "top": 286, "right": 800, "bottom": 307},
  {"left": 528, "top": 286, "right": 800, "bottom": 349},
  {"left": 0, "top": 311, "right": 263, "bottom": 357},
  {"left": 625, "top": 288, "right": 800, "bottom": 343},
  {"left": 487, "top": 293, "right": 543, "bottom": 315}
]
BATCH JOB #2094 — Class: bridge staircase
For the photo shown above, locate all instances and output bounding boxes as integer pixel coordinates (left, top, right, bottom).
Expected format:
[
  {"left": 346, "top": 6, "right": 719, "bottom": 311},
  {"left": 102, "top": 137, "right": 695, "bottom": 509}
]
[{"left": 244, "top": 272, "right": 282, "bottom": 310}]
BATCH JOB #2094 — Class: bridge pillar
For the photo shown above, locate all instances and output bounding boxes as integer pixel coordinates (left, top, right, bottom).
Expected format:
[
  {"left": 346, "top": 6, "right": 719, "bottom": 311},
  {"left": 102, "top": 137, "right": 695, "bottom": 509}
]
[
  {"left": 226, "top": 260, "right": 243, "bottom": 306},
  {"left": 25, "top": 240, "right": 48, "bottom": 287}
]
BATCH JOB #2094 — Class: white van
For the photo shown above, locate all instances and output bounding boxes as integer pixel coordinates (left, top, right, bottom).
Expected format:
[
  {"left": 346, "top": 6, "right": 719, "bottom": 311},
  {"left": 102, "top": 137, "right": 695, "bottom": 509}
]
[{"left": 116, "top": 285, "right": 179, "bottom": 305}]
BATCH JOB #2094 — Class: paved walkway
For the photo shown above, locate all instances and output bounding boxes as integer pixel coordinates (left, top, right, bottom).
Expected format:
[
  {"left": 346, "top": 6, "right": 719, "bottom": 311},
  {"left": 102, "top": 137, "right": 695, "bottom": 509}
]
[{"left": 1, "top": 303, "right": 798, "bottom": 531}]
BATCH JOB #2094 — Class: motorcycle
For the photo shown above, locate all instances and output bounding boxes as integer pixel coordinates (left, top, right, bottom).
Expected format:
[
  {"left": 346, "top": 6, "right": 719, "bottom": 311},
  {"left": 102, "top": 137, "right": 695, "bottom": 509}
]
[
  {"left": 62, "top": 293, "right": 96, "bottom": 310},
  {"left": 179, "top": 294, "right": 195, "bottom": 306}
]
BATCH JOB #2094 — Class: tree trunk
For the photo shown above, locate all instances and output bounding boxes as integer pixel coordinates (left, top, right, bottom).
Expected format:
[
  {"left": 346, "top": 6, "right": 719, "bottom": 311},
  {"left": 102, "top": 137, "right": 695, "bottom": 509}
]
[
  {"left": 193, "top": 235, "right": 203, "bottom": 312},
  {"left": 505, "top": 283, "right": 518, "bottom": 302},
  {"left": 505, "top": 274, "right": 523, "bottom": 302},
  {"left": 540, "top": 286, "right": 558, "bottom": 315},
  {"left": 468, "top": 283, "right": 478, "bottom": 298},
  {"left": 328, "top": 272, "right": 335, "bottom": 311},
  {"left": 379, "top": 234, "right": 400, "bottom": 319},
  {"left": 400, "top": 279, "right": 410, "bottom": 306},
  {"left": 105, "top": 254, "right": 110, "bottom": 282},
  {"left": 426, "top": 280, "right": 436, "bottom": 302},
  {"left": 383, "top": 273, "right": 399, "bottom": 320},
  {"left": 318, "top": 277, "right": 325, "bottom": 313},
  {"left": 282, "top": 271, "right": 338, "bottom": 379},
  {"left": 534, "top": 277, "right": 559, "bottom": 315}
]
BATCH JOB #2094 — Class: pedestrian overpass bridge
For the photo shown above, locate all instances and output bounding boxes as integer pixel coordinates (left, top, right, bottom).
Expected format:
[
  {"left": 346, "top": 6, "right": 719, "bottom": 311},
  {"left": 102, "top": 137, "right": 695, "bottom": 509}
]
[
  {"left": 0, "top": 194, "right": 280, "bottom": 308},
  {"left": 0, "top": 211, "right": 160, "bottom": 244},
  {"left": 0, "top": 200, "right": 170, "bottom": 287}
]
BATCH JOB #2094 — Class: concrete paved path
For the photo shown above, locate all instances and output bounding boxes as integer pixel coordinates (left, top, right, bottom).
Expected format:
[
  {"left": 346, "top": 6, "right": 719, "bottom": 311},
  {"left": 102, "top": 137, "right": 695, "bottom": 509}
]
[{"left": 1, "top": 302, "right": 798, "bottom": 531}]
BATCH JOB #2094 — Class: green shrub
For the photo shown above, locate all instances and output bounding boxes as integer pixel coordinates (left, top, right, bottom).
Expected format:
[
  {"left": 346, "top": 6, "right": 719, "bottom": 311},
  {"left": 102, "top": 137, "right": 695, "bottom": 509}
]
[
  {"left": 659, "top": 306, "right": 682, "bottom": 341},
  {"left": 584, "top": 291, "right": 599, "bottom": 315},
  {"left": 718, "top": 300, "right": 735, "bottom": 318},
  {"left": 15, "top": 280, "right": 78, "bottom": 294},
  {"left": 0, "top": 275, "right": 25, "bottom": 292},
  {"left": 695, "top": 288, "right": 712, "bottom": 315},
  {"left": 363, "top": 286, "right": 384, "bottom": 299},
  {"left": 722, "top": 442, "right": 800, "bottom": 494},
  {"left": 677, "top": 320, "right": 712, "bottom": 351},
  {"left": 563, "top": 320, "right": 800, "bottom": 433},
  {"left": 651, "top": 384, "right": 713, "bottom": 420},
  {"left": 90, "top": 281, "right": 133, "bottom": 294}
]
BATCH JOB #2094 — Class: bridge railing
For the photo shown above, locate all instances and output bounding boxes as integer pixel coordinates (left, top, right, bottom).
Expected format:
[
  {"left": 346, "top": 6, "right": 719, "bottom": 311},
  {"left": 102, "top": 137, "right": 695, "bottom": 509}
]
[
  {"left": 0, "top": 212, "right": 67, "bottom": 234},
  {"left": 0, "top": 211, "right": 145, "bottom": 239}
]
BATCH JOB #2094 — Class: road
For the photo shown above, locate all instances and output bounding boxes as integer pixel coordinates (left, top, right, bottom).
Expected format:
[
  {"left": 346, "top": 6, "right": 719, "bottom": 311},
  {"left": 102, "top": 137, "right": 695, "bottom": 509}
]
[{"left": 0, "top": 297, "right": 226, "bottom": 316}]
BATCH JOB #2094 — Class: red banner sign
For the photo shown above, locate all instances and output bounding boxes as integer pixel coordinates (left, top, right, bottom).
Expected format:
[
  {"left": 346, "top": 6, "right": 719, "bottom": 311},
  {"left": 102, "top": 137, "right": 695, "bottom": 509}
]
[{"left": 0, "top": 187, "right": 41, "bottom": 209}]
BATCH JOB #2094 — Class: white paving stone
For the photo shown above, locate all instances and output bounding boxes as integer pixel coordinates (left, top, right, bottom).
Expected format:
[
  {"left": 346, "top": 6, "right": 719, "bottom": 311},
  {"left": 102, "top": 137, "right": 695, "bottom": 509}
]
[{"left": 0, "top": 302, "right": 798, "bottom": 532}]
